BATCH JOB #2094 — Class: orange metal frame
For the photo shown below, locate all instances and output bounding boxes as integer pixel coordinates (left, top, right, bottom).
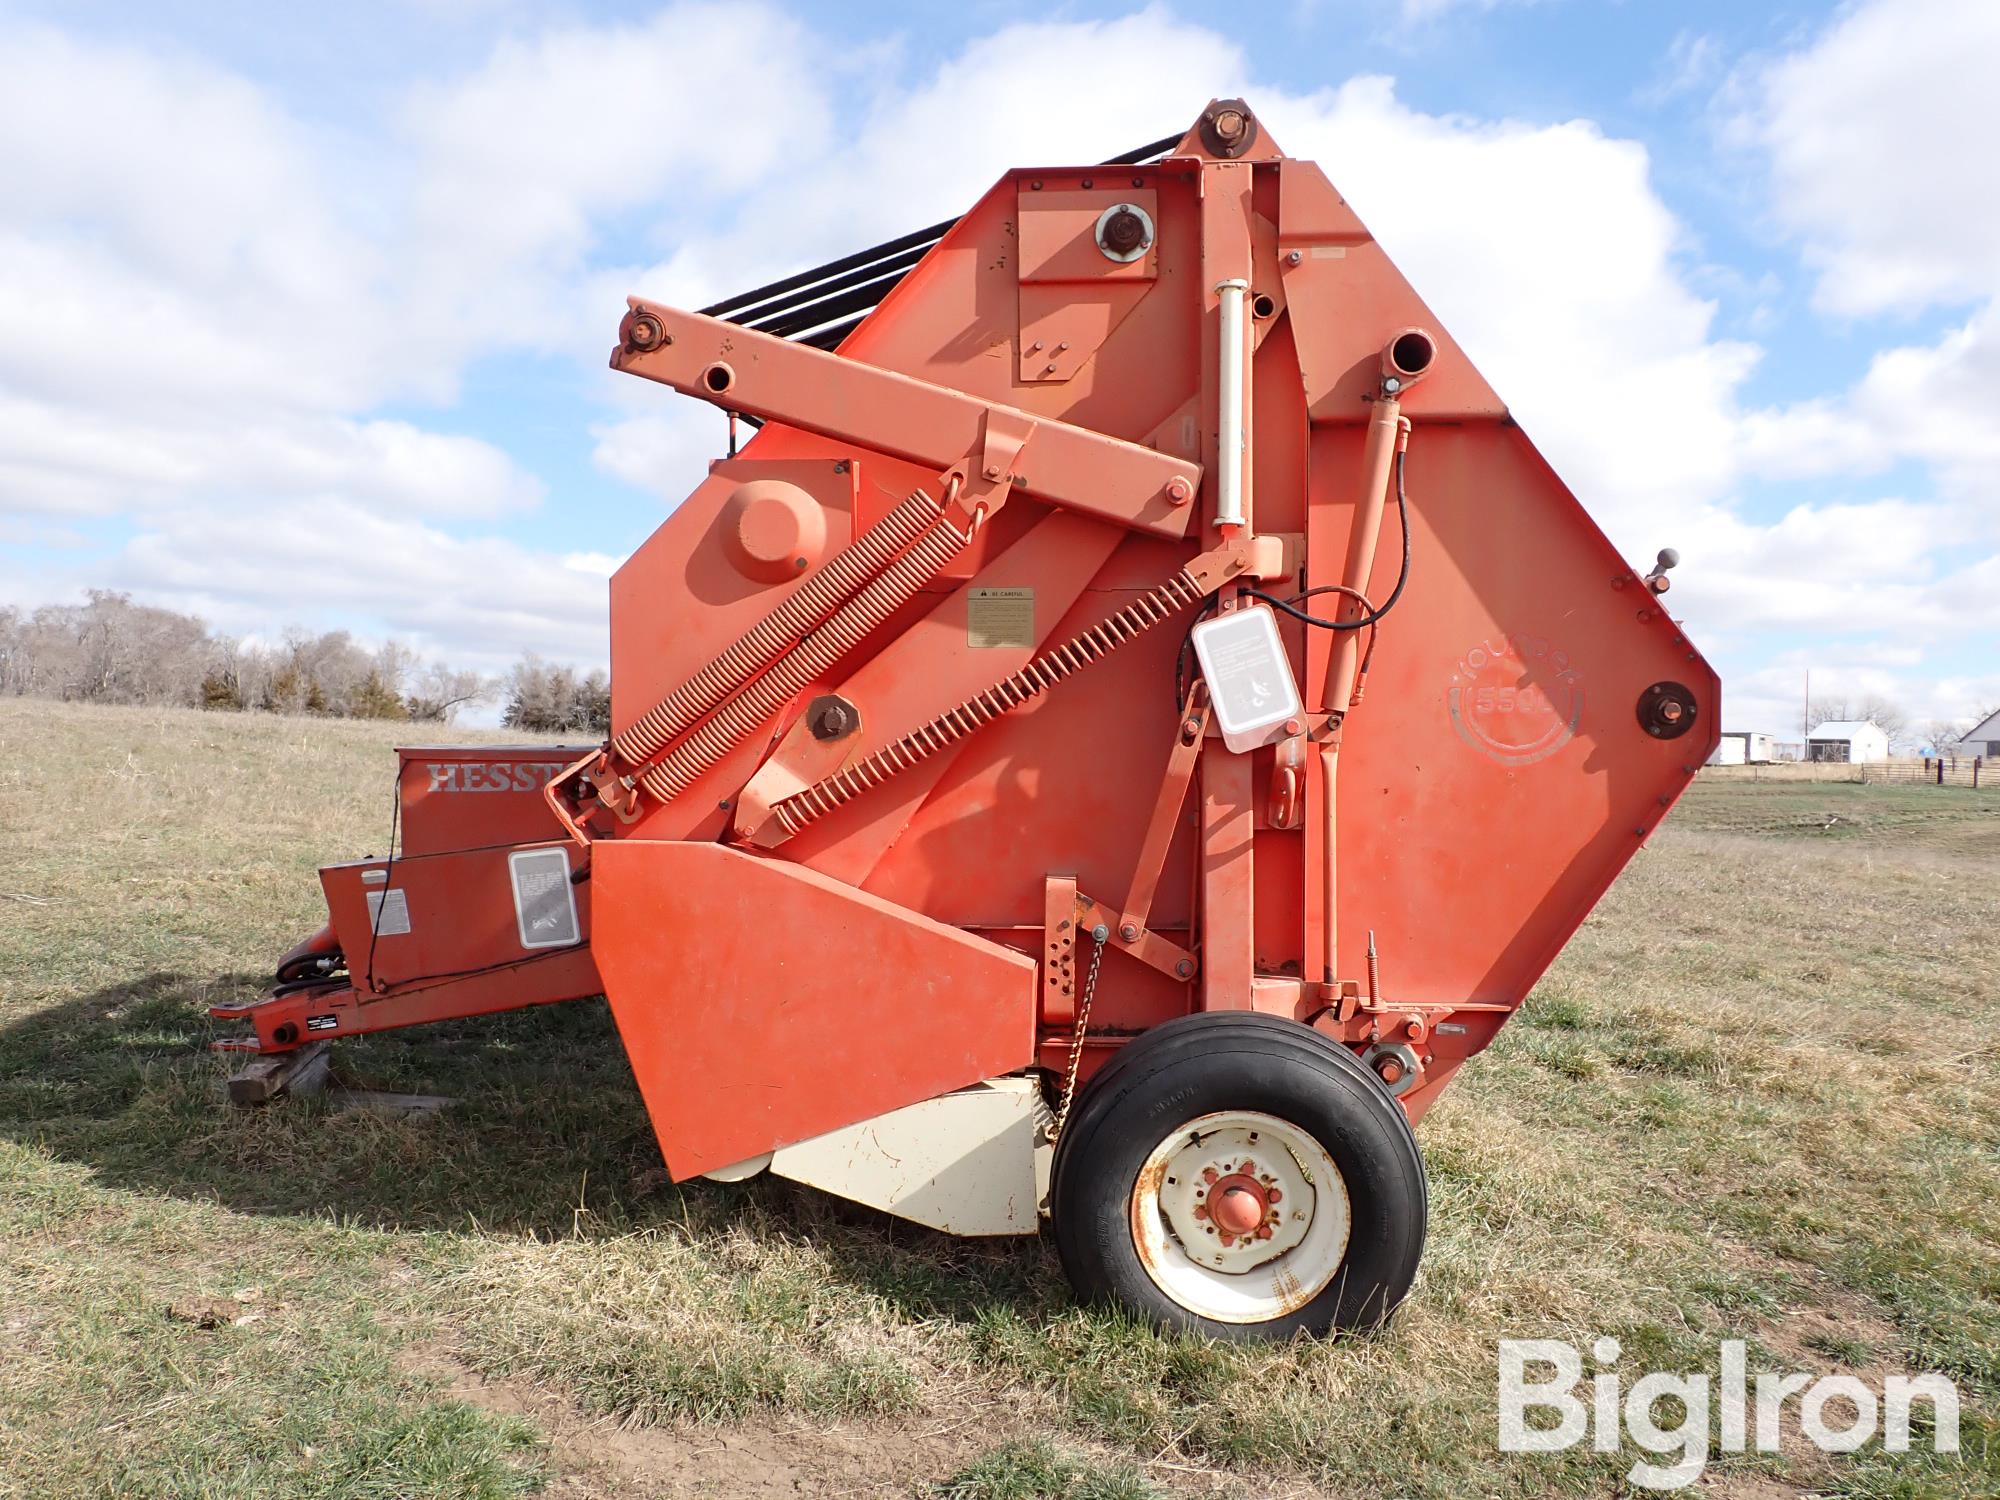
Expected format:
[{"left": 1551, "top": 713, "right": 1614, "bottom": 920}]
[{"left": 220, "top": 102, "right": 1717, "bottom": 1187}]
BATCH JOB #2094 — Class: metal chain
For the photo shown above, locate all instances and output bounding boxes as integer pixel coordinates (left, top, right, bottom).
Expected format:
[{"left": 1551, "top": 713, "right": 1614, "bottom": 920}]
[{"left": 1051, "top": 923, "right": 1109, "bottom": 1143}]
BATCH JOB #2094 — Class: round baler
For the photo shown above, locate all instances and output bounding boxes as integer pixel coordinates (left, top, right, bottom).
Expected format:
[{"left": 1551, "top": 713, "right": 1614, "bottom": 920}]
[{"left": 218, "top": 101, "right": 1718, "bottom": 1339}]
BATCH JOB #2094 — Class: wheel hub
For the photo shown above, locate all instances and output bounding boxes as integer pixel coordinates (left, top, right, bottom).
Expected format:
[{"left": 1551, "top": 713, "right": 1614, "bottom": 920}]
[{"left": 1154, "top": 1123, "right": 1315, "bottom": 1273}]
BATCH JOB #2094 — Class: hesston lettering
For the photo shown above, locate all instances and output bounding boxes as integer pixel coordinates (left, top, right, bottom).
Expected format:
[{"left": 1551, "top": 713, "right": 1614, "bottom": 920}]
[{"left": 425, "top": 762, "right": 571, "bottom": 794}]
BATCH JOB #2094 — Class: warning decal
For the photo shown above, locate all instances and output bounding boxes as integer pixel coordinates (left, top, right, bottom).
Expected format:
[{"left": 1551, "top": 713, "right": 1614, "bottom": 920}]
[{"left": 967, "top": 587, "right": 1034, "bottom": 649}]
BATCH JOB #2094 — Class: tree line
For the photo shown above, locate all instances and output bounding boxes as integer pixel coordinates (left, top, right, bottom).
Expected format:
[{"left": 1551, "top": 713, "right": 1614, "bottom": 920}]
[{"left": 0, "top": 591, "right": 609, "bottom": 732}]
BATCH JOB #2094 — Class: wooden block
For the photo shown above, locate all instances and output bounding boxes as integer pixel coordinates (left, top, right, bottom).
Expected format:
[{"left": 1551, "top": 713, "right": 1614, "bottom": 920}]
[{"left": 226, "top": 1042, "right": 331, "bottom": 1106}]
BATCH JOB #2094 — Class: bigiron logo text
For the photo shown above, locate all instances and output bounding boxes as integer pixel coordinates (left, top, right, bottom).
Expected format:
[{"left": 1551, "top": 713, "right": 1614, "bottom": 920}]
[{"left": 1498, "top": 1336, "right": 1960, "bottom": 1490}]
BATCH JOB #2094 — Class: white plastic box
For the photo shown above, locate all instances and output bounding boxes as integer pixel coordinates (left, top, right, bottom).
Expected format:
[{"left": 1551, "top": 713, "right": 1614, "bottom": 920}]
[{"left": 1189, "top": 605, "right": 1303, "bottom": 752}]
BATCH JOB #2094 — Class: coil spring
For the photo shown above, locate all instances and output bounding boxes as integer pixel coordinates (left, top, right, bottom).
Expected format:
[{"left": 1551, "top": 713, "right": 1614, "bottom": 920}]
[
  {"left": 611, "top": 488, "right": 945, "bottom": 769},
  {"left": 638, "top": 507, "right": 977, "bottom": 803},
  {"left": 771, "top": 569, "right": 1207, "bottom": 836}
]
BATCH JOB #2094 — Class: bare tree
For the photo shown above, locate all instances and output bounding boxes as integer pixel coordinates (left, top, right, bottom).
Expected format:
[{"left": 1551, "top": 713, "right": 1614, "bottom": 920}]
[
  {"left": 406, "top": 663, "right": 493, "bottom": 723},
  {"left": 0, "top": 590, "right": 501, "bottom": 724},
  {"left": 503, "top": 655, "right": 610, "bottom": 735}
]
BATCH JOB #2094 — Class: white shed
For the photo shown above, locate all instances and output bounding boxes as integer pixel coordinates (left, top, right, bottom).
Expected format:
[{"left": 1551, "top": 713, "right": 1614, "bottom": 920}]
[
  {"left": 1806, "top": 720, "right": 1890, "bottom": 763},
  {"left": 1706, "top": 730, "right": 1781, "bottom": 766}
]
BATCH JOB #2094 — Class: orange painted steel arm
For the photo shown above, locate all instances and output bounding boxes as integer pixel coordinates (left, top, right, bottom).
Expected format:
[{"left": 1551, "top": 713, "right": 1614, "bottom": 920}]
[
  {"left": 1316, "top": 396, "right": 1405, "bottom": 988},
  {"left": 612, "top": 299, "right": 1202, "bottom": 540},
  {"left": 1119, "top": 684, "right": 1211, "bottom": 937}
]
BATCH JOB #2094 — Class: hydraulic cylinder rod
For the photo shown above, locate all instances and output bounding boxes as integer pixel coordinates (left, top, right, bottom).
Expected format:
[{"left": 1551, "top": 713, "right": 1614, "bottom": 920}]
[
  {"left": 1214, "top": 279, "right": 1250, "bottom": 528},
  {"left": 1320, "top": 389, "right": 1405, "bottom": 987}
]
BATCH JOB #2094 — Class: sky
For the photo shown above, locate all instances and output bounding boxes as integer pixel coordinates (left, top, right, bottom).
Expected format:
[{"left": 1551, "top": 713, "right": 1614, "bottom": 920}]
[{"left": 0, "top": 0, "right": 1995, "bottom": 739}]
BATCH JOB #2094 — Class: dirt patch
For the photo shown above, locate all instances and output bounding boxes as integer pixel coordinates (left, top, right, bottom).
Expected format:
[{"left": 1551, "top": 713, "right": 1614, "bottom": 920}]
[{"left": 401, "top": 1344, "right": 1248, "bottom": 1498}]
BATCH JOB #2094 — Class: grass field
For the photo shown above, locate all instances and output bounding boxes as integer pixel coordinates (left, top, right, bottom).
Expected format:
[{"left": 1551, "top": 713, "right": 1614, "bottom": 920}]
[{"left": 1, "top": 698, "right": 1995, "bottom": 1498}]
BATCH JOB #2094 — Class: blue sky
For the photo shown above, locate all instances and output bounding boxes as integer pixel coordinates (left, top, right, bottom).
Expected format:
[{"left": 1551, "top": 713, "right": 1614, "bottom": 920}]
[{"left": 1, "top": 0, "right": 1995, "bottom": 739}]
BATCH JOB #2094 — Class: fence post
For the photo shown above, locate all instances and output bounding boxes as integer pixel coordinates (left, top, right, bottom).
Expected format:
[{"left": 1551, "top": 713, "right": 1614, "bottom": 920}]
[
  {"left": 1977, "top": 756, "right": 1983, "bottom": 790},
  {"left": 1937, "top": 757, "right": 1945, "bottom": 786}
]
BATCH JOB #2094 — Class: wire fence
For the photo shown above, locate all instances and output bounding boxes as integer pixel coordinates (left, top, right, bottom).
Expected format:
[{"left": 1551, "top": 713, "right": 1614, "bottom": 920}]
[
  {"left": 1876, "top": 757, "right": 1987, "bottom": 789},
  {"left": 1703, "top": 758, "right": 1989, "bottom": 789}
]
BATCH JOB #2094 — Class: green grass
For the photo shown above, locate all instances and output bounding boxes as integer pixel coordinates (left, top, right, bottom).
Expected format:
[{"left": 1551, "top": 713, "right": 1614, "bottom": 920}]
[
  {"left": 1, "top": 700, "right": 1996, "bottom": 1497},
  {"left": 932, "top": 1439, "right": 1158, "bottom": 1499}
]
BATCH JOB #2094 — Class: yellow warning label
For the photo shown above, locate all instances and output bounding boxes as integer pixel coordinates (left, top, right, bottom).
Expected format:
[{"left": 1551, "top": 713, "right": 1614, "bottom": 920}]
[{"left": 967, "top": 587, "right": 1034, "bottom": 649}]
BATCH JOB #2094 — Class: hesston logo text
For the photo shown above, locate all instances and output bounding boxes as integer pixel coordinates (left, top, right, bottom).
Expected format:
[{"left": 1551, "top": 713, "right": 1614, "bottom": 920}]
[{"left": 424, "top": 762, "right": 572, "bottom": 794}]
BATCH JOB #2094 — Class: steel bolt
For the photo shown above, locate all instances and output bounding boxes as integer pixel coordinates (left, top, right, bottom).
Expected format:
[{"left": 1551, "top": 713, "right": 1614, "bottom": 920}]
[
  {"left": 808, "top": 698, "right": 858, "bottom": 741},
  {"left": 1100, "top": 206, "right": 1150, "bottom": 256},
  {"left": 983, "top": 464, "right": 1002, "bottom": 480},
  {"left": 1213, "top": 108, "right": 1246, "bottom": 141},
  {"left": 1286, "top": 249, "right": 1303, "bottom": 266},
  {"left": 1119, "top": 923, "right": 1138, "bottom": 942},
  {"left": 1175, "top": 959, "right": 1194, "bottom": 978},
  {"left": 1164, "top": 476, "right": 1194, "bottom": 506}
]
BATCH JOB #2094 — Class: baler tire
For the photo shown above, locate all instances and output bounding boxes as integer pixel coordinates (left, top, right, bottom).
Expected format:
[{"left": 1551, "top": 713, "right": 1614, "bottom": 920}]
[{"left": 1049, "top": 1012, "right": 1425, "bottom": 1340}]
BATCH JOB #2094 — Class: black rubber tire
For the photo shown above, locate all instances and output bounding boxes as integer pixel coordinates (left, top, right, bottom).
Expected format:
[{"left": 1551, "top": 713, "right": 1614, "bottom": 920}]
[{"left": 1050, "top": 1011, "right": 1427, "bottom": 1340}]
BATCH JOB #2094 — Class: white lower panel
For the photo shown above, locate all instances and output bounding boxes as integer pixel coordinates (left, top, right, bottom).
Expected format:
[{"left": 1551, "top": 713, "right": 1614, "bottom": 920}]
[{"left": 769, "top": 1077, "right": 1050, "bottom": 1236}]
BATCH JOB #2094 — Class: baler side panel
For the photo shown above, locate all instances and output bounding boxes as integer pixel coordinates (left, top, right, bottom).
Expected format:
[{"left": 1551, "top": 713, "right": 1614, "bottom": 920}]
[
  {"left": 592, "top": 839, "right": 1037, "bottom": 1179},
  {"left": 1323, "top": 420, "right": 1720, "bottom": 1007}
]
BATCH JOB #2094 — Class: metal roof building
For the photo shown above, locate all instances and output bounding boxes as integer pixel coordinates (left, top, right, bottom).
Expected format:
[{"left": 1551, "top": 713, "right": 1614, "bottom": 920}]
[{"left": 1806, "top": 720, "right": 1891, "bottom": 763}]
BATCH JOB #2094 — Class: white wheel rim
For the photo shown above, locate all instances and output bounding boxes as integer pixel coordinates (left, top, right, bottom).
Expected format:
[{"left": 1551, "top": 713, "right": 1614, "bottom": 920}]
[{"left": 1127, "top": 1109, "right": 1351, "bottom": 1324}]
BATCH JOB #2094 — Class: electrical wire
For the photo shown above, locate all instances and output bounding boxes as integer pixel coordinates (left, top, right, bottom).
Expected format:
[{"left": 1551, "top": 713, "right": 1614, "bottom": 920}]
[
  {"left": 359, "top": 947, "right": 572, "bottom": 1000},
  {"left": 1245, "top": 449, "right": 1412, "bottom": 633},
  {"left": 1174, "top": 592, "right": 1223, "bottom": 710},
  {"left": 360, "top": 781, "right": 400, "bottom": 995}
]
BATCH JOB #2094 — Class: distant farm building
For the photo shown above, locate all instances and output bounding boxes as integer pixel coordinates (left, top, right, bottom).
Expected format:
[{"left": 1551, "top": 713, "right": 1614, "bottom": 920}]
[
  {"left": 1806, "top": 720, "right": 1890, "bottom": 763},
  {"left": 1952, "top": 707, "right": 2000, "bottom": 759},
  {"left": 1706, "top": 730, "right": 1780, "bottom": 766}
]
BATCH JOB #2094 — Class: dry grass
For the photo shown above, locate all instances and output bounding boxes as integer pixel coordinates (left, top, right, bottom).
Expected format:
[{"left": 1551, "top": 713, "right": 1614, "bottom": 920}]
[{"left": 0, "top": 700, "right": 1995, "bottom": 1498}]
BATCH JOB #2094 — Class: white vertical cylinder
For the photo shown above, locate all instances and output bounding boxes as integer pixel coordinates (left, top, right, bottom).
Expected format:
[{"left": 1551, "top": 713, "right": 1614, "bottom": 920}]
[{"left": 1215, "top": 278, "right": 1249, "bottom": 528}]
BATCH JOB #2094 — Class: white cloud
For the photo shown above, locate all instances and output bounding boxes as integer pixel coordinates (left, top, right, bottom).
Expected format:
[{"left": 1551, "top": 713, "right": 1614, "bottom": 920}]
[
  {"left": 0, "top": 6, "right": 829, "bottom": 668},
  {"left": 0, "top": 0, "right": 1990, "bottom": 729},
  {"left": 1734, "top": 0, "right": 2000, "bottom": 570},
  {"left": 114, "top": 499, "right": 611, "bottom": 671},
  {"left": 1396, "top": 0, "right": 1545, "bottom": 24},
  {"left": 1754, "top": 0, "right": 2000, "bottom": 318},
  {"left": 1263, "top": 80, "right": 1758, "bottom": 547}
]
